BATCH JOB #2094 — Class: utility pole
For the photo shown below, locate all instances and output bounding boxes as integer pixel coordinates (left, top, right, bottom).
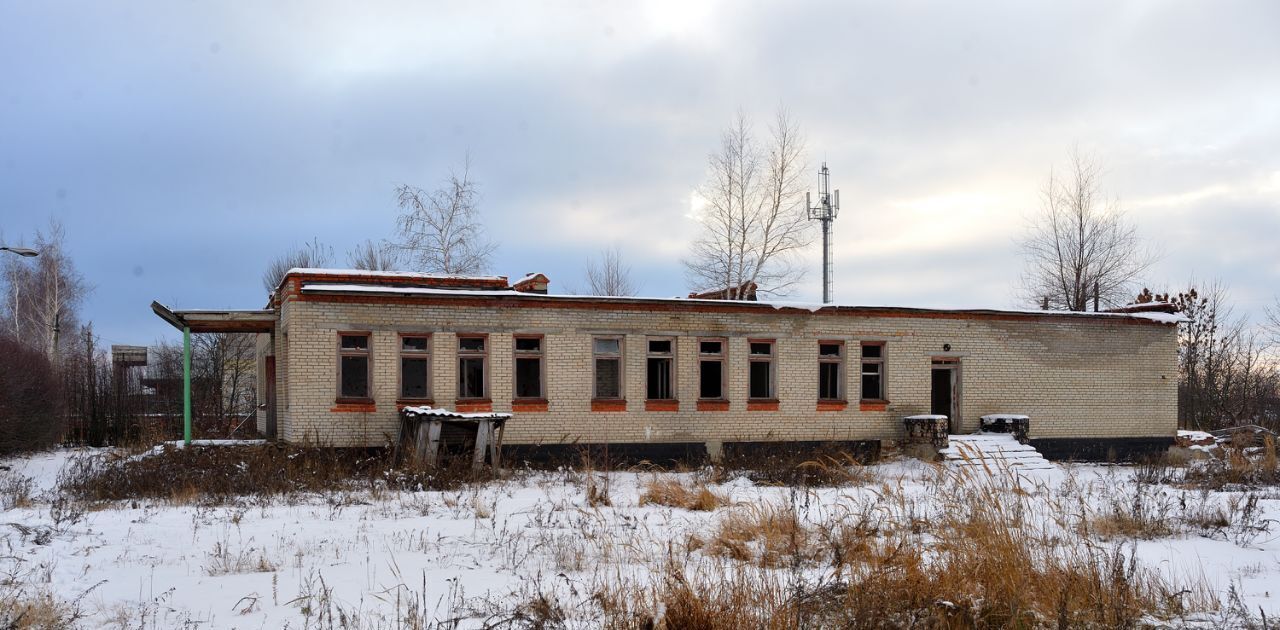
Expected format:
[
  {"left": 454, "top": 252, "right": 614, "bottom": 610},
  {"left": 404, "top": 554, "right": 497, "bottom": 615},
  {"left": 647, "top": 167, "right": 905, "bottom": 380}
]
[{"left": 807, "top": 163, "right": 840, "bottom": 303}]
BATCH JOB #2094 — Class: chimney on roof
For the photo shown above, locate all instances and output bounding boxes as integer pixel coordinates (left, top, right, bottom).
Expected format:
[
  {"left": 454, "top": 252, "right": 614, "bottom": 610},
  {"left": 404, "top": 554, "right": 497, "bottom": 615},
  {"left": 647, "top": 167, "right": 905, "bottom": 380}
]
[{"left": 512, "top": 273, "right": 549, "bottom": 294}]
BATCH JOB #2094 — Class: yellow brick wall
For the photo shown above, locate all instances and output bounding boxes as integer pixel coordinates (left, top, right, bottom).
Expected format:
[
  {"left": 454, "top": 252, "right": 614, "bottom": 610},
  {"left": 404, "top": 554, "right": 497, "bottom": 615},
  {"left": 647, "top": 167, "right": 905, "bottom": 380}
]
[{"left": 272, "top": 296, "right": 1179, "bottom": 447}]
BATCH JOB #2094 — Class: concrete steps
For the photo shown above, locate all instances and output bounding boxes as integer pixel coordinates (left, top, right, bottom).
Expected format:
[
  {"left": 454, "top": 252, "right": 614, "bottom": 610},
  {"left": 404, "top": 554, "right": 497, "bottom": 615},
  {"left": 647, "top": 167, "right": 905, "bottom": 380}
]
[{"left": 940, "top": 433, "right": 1055, "bottom": 471}]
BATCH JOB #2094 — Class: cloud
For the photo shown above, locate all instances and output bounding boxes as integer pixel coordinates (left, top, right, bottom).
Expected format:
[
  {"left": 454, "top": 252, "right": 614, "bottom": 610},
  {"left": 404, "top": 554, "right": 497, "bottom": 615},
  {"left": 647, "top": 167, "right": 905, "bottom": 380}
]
[{"left": 0, "top": 1, "right": 1277, "bottom": 343}]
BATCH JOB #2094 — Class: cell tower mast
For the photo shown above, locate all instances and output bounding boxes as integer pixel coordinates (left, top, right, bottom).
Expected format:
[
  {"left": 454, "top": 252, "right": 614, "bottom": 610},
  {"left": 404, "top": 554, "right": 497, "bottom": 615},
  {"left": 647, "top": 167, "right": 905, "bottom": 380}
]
[{"left": 807, "top": 163, "right": 840, "bottom": 303}]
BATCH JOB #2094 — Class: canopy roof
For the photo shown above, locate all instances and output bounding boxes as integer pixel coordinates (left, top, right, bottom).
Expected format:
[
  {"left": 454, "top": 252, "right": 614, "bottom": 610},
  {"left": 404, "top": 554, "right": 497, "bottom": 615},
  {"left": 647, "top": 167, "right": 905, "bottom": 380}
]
[{"left": 151, "top": 301, "right": 276, "bottom": 333}]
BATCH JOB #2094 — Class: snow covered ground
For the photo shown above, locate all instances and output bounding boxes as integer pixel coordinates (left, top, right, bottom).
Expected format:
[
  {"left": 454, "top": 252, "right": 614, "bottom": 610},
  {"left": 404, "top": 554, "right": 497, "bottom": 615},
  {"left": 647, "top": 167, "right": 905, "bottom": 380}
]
[{"left": 2, "top": 448, "right": 1280, "bottom": 627}]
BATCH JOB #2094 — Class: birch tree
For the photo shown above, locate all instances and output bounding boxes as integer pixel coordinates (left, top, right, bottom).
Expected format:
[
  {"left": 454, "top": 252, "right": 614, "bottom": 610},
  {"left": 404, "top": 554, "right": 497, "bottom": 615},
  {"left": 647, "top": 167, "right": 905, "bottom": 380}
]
[
  {"left": 1020, "top": 150, "right": 1158, "bottom": 311},
  {"left": 683, "top": 108, "right": 812, "bottom": 299},
  {"left": 585, "top": 246, "right": 637, "bottom": 296},
  {"left": 395, "top": 158, "right": 495, "bottom": 275},
  {"left": 1, "top": 221, "right": 88, "bottom": 364}
]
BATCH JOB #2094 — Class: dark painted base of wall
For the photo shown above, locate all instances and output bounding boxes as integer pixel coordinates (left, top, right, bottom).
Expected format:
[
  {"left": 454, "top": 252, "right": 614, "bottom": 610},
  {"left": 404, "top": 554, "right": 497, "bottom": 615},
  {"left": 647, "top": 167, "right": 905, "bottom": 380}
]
[
  {"left": 501, "top": 440, "right": 882, "bottom": 469},
  {"left": 1029, "top": 437, "right": 1174, "bottom": 462}
]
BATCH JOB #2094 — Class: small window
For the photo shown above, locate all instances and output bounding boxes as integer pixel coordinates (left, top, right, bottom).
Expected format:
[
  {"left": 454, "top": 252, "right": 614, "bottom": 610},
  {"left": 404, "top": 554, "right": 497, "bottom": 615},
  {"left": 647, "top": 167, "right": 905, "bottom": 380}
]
[
  {"left": 457, "top": 335, "right": 488, "bottom": 399},
  {"left": 748, "top": 340, "right": 774, "bottom": 399},
  {"left": 514, "top": 335, "right": 544, "bottom": 399},
  {"left": 699, "top": 338, "right": 725, "bottom": 399},
  {"left": 338, "top": 333, "right": 371, "bottom": 399},
  {"left": 818, "top": 340, "right": 843, "bottom": 401},
  {"left": 861, "top": 342, "right": 885, "bottom": 401},
  {"left": 647, "top": 337, "right": 675, "bottom": 400},
  {"left": 593, "top": 336, "right": 623, "bottom": 399},
  {"left": 400, "top": 334, "right": 431, "bottom": 400}
]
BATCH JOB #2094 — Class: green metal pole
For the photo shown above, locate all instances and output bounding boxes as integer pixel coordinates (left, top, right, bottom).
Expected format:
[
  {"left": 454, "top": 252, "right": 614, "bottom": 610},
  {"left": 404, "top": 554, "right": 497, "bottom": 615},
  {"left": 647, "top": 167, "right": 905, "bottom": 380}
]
[{"left": 183, "top": 326, "right": 192, "bottom": 446}]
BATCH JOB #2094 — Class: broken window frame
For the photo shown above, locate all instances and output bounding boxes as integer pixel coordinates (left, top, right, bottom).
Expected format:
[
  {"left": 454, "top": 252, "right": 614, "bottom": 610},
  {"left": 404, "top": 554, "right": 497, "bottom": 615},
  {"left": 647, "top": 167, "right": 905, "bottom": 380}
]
[
  {"left": 748, "top": 339, "right": 776, "bottom": 400},
  {"left": 513, "top": 334, "right": 545, "bottom": 400},
  {"left": 593, "top": 336, "right": 624, "bottom": 400},
  {"left": 457, "top": 334, "right": 489, "bottom": 400},
  {"left": 860, "top": 341, "right": 886, "bottom": 402},
  {"left": 698, "top": 337, "right": 727, "bottom": 401},
  {"left": 646, "top": 337, "right": 676, "bottom": 401},
  {"left": 818, "top": 340, "right": 845, "bottom": 401},
  {"left": 398, "top": 333, "right": 432, "bottom": 402},
  {"left": 337, "top": 331, "right": 372, "bottom": 402}
]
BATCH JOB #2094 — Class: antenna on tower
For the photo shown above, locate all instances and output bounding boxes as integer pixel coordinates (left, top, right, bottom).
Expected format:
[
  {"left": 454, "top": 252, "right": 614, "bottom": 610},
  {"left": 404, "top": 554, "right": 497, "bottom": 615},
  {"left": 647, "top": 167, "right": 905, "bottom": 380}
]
[{"left": 807, "top": 162, "right": 840, "bottom": 303}]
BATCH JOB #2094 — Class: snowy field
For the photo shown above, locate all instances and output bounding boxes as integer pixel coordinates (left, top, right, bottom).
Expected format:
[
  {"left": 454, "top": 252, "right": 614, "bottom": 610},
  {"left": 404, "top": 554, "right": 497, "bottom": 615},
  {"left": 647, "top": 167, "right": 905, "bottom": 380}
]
[{"left": 3, "top": 448, "right": 1280, "bottom": 628}]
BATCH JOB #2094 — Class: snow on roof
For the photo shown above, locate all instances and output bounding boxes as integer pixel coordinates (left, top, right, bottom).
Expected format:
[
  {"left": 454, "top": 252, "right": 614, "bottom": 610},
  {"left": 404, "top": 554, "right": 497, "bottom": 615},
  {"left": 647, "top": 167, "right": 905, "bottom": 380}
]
[
  {"left": 299, "top": 282, "right": 1185, "bottom": 324},
  {"left": 285, "top": 268, "right": 508, "bottom": 282},
  {"left": 904, "top": 414, "right": 950, "bottom": 420},
  {"left": 981, "top": 414, "right": 1030, "bottom": 421}
]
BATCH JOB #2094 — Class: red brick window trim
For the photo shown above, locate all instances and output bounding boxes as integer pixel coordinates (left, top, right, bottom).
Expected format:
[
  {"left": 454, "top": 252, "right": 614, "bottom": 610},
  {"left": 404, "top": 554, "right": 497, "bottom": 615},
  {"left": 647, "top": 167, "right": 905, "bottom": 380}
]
[
  {"left": 511, "top": 399, "right": 549, "bottom": 413},
  {"left": 747, "top": 400, "right": 780, "bottom": 412},
  {"left": 592, "top": 399, "right": 627, "bottom": 412},
  {"left": 645, "top": 399, "right": 679, "bottom": 412},
  {"left": 817, "top": 400, "right": 848, "bottom": 412},
  {"left": 456, "top": 399, "right": 493, "bottom": 413},
  {"left": 859, "top": 401, "right": 888, "bottom": 412},
  {"left": 331, "top": 401, "right": 376, "bottom": 413}
]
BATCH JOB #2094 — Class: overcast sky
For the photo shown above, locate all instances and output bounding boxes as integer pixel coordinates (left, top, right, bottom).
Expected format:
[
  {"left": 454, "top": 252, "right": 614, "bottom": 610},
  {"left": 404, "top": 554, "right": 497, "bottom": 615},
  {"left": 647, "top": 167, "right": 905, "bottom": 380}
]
[{"left": 2, "top": 1, "right": 1278, "bottom": 346}]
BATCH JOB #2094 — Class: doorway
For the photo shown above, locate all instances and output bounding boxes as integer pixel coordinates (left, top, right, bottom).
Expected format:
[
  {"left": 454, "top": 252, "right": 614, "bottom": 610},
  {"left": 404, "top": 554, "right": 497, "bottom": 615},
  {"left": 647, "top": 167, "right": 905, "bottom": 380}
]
[{"left": 931, "top": 359, "right": 959, "bottom": 433}]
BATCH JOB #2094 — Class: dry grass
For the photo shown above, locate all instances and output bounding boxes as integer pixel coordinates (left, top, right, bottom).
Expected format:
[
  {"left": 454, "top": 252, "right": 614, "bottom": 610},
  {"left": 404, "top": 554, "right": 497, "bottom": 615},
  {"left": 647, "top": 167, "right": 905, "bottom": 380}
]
[
  {"left": 705, "top": 502, "right": 812, "bottom": 568},
  {"left": 57, "top": 442, "right": 496, "bottom": 505},
  {"left": 719, "top": 448, "right": 874, "bottom": 487},
  {"left": 638, "top": 477, "right": 726, "bottom": 511},
  {"left": 1182, "top": 436, "right": 1280, "bottom": 489}
]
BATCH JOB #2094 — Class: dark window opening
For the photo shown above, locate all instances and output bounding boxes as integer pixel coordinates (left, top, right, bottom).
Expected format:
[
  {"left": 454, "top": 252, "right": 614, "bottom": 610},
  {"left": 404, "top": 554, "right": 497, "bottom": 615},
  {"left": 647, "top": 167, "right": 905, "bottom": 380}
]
[
  {"left": 819, "top": 362, "right": 841, "bottom": 400},
  {"left": 595, "top": 359, "right": 621, "bottom": 399},
  {"left": 699, "top": 340, "right": 722, "bottom": 355},
  {"left": 750, "top": 342, "right": 772, "bottom": 355},
  {"left": 861, "top": 342, "right": 885, "bottom": 401},
  {"left": 401, "top": 357, "right": 429, "bottom": 399},
  {"left": 648, "top": 339, "right": 672, "bottom": 354},
  {"left": 459, "top": 357, "right": 486, "bottom": 398},
  {"left": 515, "top": 337, "right": 541, "bottom": 352},
  {"left": 700, "top": 360, "right": 723, "bottom": 399},
  {"left": 459, "top": 337, "right": 485, "bottom": 352},
  {"left": 340, "top": 355, "right": 369, "bottom": 398},
  {"left": 401, "top": 337, "right": 428, "bottom": 352},
  {"left": 749, "top": 361, "right": 772, "bottom": 399},
  {"left": 515, "top": 358, "right": 542, "bottom": 398},
  {"left": 819, "top": 343, "right": 842, "bottom": 357},
  {"left": 647, "top": 358, "right": 673, "bottom": 399}
]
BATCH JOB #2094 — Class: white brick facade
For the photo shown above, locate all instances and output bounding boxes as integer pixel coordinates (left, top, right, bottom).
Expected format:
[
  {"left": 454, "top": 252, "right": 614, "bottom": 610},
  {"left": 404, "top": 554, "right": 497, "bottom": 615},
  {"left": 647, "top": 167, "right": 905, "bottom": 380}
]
[{"left": 260, "top": 277, "right": 1179, "bottom": 450}]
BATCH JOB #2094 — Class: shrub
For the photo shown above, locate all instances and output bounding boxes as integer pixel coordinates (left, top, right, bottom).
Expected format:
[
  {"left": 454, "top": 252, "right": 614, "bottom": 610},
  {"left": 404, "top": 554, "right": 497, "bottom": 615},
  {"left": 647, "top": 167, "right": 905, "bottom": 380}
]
[
  {"left": 0, "top": 336, "right": 64, "bottom": 455},
  {"left": 58, "top": 442, "right": 493, "bottom": 504}
]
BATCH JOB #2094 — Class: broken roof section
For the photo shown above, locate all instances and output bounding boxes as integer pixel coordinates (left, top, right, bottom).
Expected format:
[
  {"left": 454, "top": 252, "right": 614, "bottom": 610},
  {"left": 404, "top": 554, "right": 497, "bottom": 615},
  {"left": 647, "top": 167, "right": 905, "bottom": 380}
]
[{"left": 151, "top": 301, "right": 276, "bottom": 333}]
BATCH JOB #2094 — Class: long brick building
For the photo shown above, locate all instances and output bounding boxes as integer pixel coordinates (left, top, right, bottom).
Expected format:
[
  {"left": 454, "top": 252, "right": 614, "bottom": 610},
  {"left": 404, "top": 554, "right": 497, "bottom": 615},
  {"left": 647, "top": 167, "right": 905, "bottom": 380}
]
[{"left": 156, "top": 268, "right": 1182, "bottom": 461}]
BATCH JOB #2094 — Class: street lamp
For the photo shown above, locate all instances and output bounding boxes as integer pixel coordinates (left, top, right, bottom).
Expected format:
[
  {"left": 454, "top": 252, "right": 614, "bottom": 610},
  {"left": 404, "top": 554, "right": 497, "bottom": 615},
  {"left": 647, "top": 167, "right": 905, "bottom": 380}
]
[{"left": 0, "top": 246, "right": 39, "bottom": 257}]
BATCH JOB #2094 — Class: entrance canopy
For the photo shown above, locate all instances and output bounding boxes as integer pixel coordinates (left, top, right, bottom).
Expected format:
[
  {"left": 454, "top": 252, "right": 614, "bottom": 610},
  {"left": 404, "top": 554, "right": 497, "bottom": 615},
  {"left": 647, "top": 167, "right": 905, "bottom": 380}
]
[{"left": 151, "top": 301, "right": 275, "bottom": 333}]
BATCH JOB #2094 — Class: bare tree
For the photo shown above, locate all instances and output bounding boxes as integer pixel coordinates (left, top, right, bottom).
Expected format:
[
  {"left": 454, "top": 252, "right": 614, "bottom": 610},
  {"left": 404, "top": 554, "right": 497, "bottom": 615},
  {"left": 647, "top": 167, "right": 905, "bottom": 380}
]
[
  {"left": 585, "top": 246, "right": 638, "bottom": 296},
  {"left": 1, "top": 221, "right": 89, "bottom": 364},
  {"left": 346, "top": 239, "right": 399, "bottom": 271},
  {"left": 395, "top": 158, "right": 495, "bottom": 275},
  {"left": 261, "top": 238, "right": 333, "bottom": 293},
  {"left": 1020, "top": 149, "right": 1158, "bottom": 311},
  {"left": 683, "top": 108, "right": 812, "bottom": 299},
  {"left": 1168, "top": 281, "right": 1280, "bottom": 431}
]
